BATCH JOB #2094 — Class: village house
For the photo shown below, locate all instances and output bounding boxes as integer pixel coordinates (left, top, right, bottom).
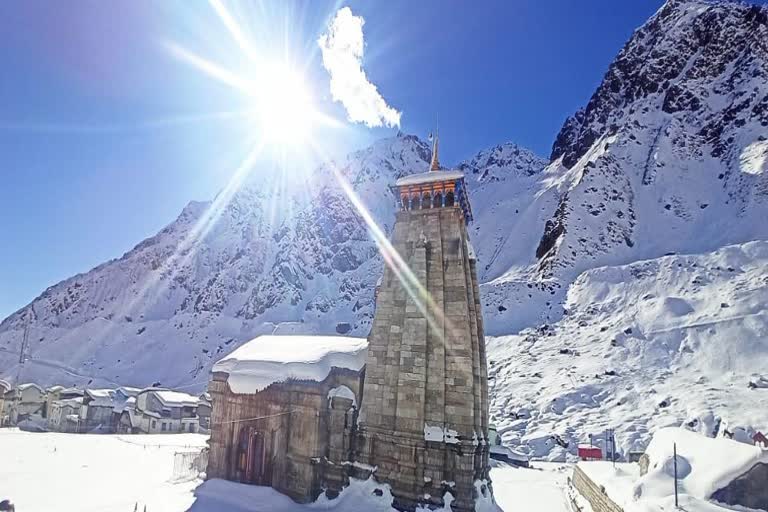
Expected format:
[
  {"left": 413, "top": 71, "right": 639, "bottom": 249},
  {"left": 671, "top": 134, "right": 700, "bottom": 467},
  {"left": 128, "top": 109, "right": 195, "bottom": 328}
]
[
  {"left": 44, "top": 385, "right": 65, "bottom": 419},
  {"left": 116, "top": 397, "right": 139, "bottom": 434},
  {"left": 78, "top": 387, "right": 141, "bottom": 433},
  {"left": 0, "top": 379, "right": 10, "bottom": 426},
  {"left": 48, "top": 397, "right": 84, "bottom": 433},
  {"left": 134, "top": 388, "right": 200, "bottom": 434},
  {"left": 6, "top": 383, "right": 46, "bottom": 425},
  {"left": 197, "top": 393, "right": 212, "bottom": 433},
  {"left": 82, "top": 389, "right": 119, "bottom": 432},
  {"left": 110, "top": 387, "right": 140, "bottom": 426}
]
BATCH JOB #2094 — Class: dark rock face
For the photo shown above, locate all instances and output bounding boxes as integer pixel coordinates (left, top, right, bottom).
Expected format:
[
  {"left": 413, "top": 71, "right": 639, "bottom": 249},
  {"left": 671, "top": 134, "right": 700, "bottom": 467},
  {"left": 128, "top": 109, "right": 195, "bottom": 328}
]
[{"left": 711, "top": 462, "right": 768, "bottom": 511}]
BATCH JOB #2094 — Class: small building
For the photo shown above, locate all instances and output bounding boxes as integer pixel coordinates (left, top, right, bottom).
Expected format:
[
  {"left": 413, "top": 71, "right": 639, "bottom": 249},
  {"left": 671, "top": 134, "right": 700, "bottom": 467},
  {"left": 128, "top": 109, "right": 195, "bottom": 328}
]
[
  {"left": 117, "top": 397, "right": 139, "bottom": 434},
  {"left": 7, "top": 383, "right": 46, "bottom": 425},
  {"left": 82, "top": 389, "right": 120, "bottom": 432},
  {"left": 754, "top": 431, "right": 768, "bottom": 449},
  {"left": 44, "top": 385, "right": 65, "bottom": 419},
  {"left": 578, "top": 445, "right": 603, "bottom": 461},
  {"left": 60, "top": 387, "right": 85, "bottom": 400},
  {"left": 197, "top": 393, "right": 212, "bottom": 433},
  {"left": 134, "top": 388, "right": 200, "bottom": 434},
  {"left": 48, "top": 397, "right": 84, "bottom": 433},
  {"left": 0, "top": 379, "right": 10, "bottom": 426},
  {"left": 207, "top": 335, "right": 367, "bottom": 502},
  {"left": 110, "top": 387, "right": 141, "bottom": 427}
]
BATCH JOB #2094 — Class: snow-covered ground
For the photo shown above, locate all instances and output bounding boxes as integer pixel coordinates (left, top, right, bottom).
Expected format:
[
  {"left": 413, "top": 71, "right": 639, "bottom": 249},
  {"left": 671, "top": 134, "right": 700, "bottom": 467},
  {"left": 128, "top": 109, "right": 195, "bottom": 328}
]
[
  {"left": 576, "top": 427, "right": 768, "bottom": 512},
  {"left": 0, "top": 429, "right": 207, "bottom": 512},
  {"left": 488, "top": 240, "right": 768, "bottom": 459},
  {"left": 0, "top": 430, "right": 572, "bottom": 512}
]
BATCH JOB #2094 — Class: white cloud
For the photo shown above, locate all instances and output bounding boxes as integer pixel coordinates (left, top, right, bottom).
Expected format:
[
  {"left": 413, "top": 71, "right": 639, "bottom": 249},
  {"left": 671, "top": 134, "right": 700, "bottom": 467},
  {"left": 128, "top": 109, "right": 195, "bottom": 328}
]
[{"left": 318, "top": 7, "right": 402, "bottom": 128}]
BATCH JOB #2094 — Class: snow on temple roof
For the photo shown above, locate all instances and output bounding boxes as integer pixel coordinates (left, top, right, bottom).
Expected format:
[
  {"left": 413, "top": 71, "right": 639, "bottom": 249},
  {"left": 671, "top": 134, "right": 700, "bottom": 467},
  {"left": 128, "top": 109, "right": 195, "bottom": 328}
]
[
  {"left": 213, "top": 335, "right": 368, "bottom": 394},
  {"left": 395, "top": 170, "right": 465, "bottom": 187}
]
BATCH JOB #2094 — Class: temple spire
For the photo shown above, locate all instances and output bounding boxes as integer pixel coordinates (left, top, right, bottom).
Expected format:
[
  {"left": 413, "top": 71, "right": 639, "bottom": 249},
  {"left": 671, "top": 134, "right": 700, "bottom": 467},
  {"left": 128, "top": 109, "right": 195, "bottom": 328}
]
[{"left": 430, "top": 125, "right": 440, "bottom": 171}]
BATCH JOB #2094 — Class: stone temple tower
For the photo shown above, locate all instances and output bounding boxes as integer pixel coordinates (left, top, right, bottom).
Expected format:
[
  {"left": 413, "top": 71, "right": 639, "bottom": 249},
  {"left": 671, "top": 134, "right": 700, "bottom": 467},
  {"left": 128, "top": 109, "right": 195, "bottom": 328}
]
[{"left": 354, "top": 136, "right": 492, "bottom": 511}]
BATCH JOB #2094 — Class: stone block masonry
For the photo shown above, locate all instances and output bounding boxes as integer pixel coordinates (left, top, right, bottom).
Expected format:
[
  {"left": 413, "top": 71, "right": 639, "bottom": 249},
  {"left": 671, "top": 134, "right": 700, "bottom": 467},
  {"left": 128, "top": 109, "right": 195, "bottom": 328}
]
[
  {"left": 571, "top": 465, "right": 624, "bottom": 512},
  {"left": 356, "top": 206, "right": 491, "bottom": 512}
]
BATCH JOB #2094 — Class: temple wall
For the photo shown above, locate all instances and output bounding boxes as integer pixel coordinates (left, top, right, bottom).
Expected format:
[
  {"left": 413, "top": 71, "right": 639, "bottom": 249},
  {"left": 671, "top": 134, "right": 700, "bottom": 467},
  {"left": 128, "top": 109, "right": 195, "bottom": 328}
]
[{"left": 207, "top": 368, "right": 363, "bottom": 503}]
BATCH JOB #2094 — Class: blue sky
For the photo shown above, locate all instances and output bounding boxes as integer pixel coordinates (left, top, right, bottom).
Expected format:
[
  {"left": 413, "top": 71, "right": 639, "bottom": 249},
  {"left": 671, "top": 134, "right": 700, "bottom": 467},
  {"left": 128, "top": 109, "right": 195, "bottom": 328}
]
[{"left": 0, "top": 0, "right": 670, "bottom": 319}]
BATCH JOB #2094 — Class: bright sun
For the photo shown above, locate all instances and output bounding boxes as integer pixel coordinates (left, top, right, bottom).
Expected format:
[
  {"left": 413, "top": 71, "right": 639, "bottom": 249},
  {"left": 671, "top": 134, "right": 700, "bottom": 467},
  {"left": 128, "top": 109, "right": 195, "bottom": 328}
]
[{"left": 252, "top": 61, "right": 316, "bottom": 147}]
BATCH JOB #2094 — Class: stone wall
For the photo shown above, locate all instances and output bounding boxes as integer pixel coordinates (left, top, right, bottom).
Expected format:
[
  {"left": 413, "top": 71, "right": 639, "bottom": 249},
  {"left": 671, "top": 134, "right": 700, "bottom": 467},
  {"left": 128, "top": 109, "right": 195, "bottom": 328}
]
[
  {"left": 571, "top": 465, "right": 625, "bottom": 512},
  {"left": 207, "top": 367, "right": 363, "bottom": 503},
  {"left": 356, "top": 207, "right": 490, "bottom": 512}
]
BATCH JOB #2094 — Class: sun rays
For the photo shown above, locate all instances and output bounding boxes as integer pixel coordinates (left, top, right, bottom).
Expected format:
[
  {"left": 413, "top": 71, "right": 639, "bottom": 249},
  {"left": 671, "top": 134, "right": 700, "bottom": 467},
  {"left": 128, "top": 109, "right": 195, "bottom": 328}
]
[{"left": 93, "top": 0, "right": 452, "bottom": 373}]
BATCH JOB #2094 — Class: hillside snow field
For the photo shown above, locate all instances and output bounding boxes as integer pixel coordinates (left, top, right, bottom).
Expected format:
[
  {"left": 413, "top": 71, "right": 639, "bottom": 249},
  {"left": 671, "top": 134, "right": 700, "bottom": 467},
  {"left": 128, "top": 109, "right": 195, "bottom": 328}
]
[{"left": 488, "top": 241, "right": 768, "bottom": 459}]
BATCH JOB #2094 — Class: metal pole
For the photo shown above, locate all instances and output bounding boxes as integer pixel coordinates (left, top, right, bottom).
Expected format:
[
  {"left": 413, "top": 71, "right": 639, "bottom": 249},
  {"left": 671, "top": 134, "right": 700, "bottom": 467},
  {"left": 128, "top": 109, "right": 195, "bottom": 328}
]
[{"left": 673, "top": 442, "right": 679, "bottom": 508}]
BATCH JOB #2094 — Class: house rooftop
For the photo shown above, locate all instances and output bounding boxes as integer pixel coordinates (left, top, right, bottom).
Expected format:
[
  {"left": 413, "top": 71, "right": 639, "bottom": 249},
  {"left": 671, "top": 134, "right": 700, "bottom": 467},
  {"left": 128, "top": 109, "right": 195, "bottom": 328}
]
[
  {"left": 85, "top": 389, "right": 116, "bottom": 407},
  {"left": 151, "top": 390, "right": 199, "bottom": 408},
  {"left": 212, "top": 335, "right": 368, "bottom": 394},
  {"left": 18, "top": 383, "right": 44, "bottom": 393}
]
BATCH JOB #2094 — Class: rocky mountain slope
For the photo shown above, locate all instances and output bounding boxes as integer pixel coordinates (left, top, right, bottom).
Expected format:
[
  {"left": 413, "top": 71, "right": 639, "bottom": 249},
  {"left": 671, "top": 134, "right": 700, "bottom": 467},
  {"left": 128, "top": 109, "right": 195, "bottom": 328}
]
[
  {"left": 1, "top": 0, "right": 767, "bottom": 458},
  {"left": 480, "top": 0, "right": 768, "bottom": 335}
]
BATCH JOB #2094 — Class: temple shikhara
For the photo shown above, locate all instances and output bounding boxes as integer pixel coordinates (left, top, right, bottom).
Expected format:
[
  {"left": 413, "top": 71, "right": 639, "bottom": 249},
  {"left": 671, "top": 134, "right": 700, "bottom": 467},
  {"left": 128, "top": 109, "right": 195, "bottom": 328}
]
[{"left": 206, "top": 136, "right": 495, "bottom": 511}]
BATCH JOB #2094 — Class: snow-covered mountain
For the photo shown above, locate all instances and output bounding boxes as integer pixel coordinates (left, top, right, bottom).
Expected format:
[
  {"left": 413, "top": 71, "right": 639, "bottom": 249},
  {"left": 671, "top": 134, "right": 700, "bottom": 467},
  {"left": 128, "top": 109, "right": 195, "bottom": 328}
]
[
  {"left": 0, "top": 135, "right": 547, "bottom": 390},
  {"left": 480, "top": 0, "right": 768, "bottom": 335},
  {"left": 1, "top": 0, "right": 767, "bottom": 459}
]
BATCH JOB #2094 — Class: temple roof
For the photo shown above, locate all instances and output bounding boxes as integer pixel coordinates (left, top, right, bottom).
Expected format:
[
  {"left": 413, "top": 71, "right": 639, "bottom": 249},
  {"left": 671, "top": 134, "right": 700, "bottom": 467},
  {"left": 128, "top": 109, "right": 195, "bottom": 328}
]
[
  {"left": 213, "top": 335, "right": 368, "bottom": 394},
  {"left": 395, "top": 170, "right": 465, "bottom": 187}
]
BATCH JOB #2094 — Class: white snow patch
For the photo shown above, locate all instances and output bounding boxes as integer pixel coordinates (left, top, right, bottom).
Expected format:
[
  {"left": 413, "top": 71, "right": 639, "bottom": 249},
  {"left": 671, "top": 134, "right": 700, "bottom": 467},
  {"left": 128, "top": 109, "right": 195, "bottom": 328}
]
[
  {"left": 327, "top": 385, "right": 357, "bottom": 407},
  {"left": 739, "top": 139, "right": 768, "bottom": 175},
  {"left": 212, "top": 335, "right": 367, "bottom": 394},
  {"left": 577, "top": 428, "right": 768, "bottom": 512},
  {"left": 424, "top": 423, "right": 460, "bottom": 444}
]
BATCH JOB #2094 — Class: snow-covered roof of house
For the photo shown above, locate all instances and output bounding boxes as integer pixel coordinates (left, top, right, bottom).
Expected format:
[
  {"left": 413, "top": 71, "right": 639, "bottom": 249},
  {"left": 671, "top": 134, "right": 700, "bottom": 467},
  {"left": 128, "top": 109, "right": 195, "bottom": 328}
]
[
  {"left": 117, "top": 386, "right": 141, "bottom": 397},
  {"left": 152, "top": 390, "right": 199, "bottom": 408},
  {"left": 113, "top": 396, "right": 136, "bottom": 413},
  {"left": 395, "top": 170, "right": 465, "bottom": 187},
  {"left": 55, "top": 397, "right": 84, "bottom": 408},
  {"left": 18, "top": 383, "right": 44, "bottom": 392},
  {"left": 0, "top": 379, "right": 10, "bottom": 392},
  {"left": 212, "top": 335, "right": 368, "bottom": 394},
  {"left": 46, "top": 385, "right": 65, "bottom": 393},
  {"left": 85, "top": 389, "right": 116, "bottom": 407},
  {"left": 61, "top": 387, "right": 84, "bottom": 396}
]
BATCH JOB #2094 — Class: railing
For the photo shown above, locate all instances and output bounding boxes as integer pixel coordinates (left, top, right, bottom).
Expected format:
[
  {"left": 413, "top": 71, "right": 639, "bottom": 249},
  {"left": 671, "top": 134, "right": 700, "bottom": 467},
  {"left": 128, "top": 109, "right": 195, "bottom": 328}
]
[{"left": 171, "top": 447, "right": 209, "bottom": 481}]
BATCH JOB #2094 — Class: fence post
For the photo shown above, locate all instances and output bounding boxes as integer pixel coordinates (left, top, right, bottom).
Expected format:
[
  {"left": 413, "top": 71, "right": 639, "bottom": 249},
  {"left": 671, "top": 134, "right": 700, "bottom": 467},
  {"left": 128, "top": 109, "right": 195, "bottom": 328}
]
[{"left": 673, "top": 442, "right": 679, "bottom": 508}]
